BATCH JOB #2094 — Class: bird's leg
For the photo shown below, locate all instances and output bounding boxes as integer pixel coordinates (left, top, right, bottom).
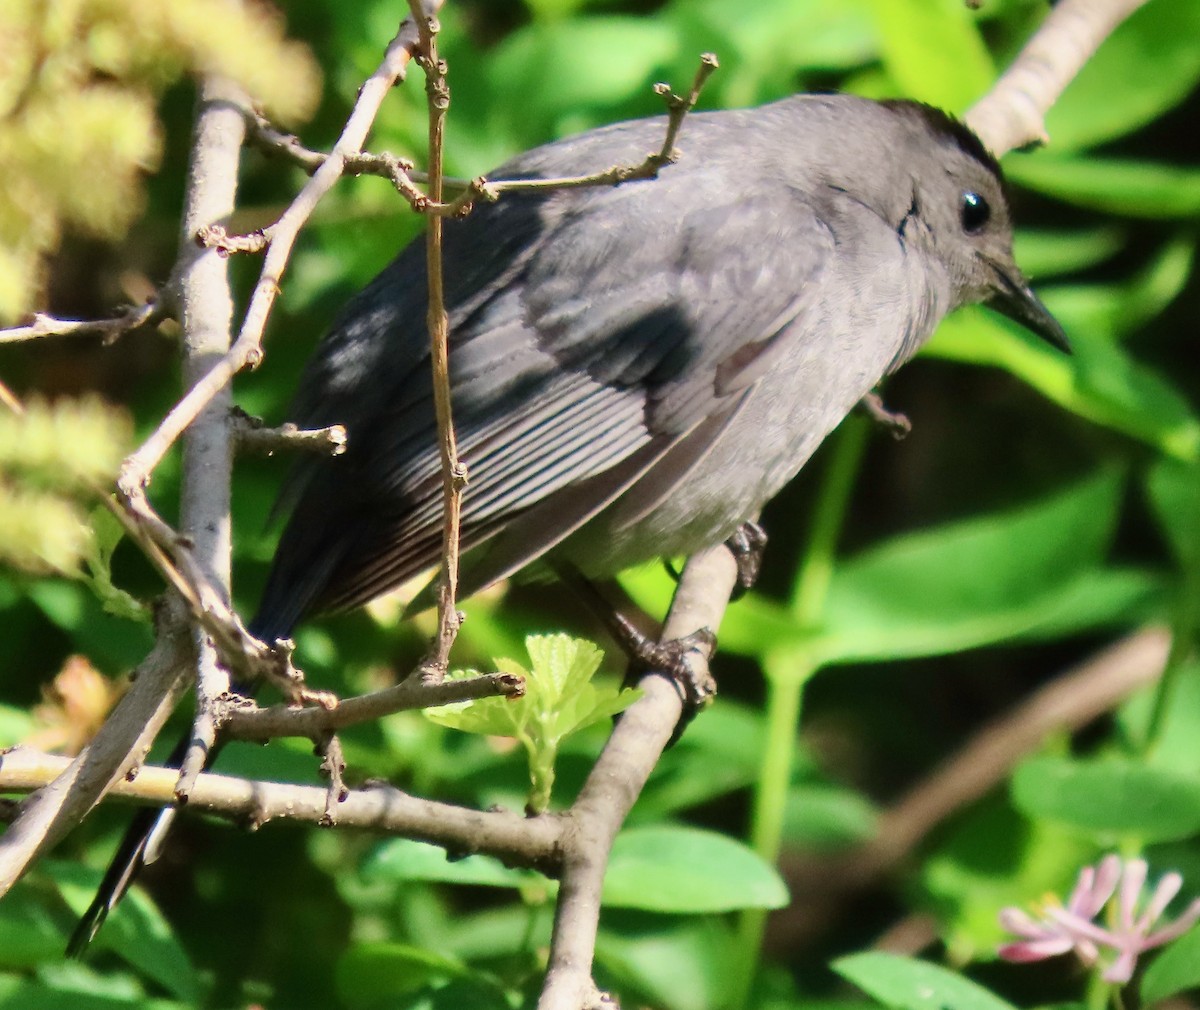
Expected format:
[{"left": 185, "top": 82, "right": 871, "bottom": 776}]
[
  {"left": 724, "top": 519, "right": 768, "bottom": 596},
  {"left": 551, "top": 561, "right": 717, "bottom": 713},
  {"left": 857, "top": 389, "right": 912, "bottom": 439}
]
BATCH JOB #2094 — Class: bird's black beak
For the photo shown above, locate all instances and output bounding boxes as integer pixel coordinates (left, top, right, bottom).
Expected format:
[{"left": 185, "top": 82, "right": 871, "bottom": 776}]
[{"left": 986, "top": 263, "right": 1071, "bottom": 353}]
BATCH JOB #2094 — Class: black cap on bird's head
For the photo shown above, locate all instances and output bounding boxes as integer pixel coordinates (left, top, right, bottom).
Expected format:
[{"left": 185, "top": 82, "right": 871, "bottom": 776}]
[{"left": 883, "top": 100, "right": 1070, "bottom": 353}]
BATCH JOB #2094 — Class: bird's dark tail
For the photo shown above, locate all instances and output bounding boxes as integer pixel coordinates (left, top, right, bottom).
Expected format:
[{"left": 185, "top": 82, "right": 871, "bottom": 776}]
[
  {"left": 66, "top": 733, "right": 192, "bottom": 955},
  {"left": 68, "top": 611, "right": 288, "bottom": 956}
]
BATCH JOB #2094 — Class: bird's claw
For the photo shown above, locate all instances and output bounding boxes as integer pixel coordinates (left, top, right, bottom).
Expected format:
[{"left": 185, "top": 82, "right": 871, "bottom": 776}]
[{"left": 724, "top": 520, "right": 768, "bottom": 595}]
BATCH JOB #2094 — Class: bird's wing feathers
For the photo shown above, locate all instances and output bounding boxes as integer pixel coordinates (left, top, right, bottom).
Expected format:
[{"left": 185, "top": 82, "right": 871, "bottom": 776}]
[{"left": 257, "top": 164, "right": 833, "bottom": 631}]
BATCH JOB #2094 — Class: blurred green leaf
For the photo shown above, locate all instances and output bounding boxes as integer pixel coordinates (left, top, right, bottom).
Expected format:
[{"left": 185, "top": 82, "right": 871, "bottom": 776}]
[
  {"left": 1006, "top": 154, "right": 1200, "bottom": 218},
  {"left": 1142, "top": 924, "right": 1200, "bottom": 1004},
  {"left": 1147, "top": 458, "right": 1200, "bottom": 571},
  {"left": 1011, "top": 757, "right": 1200, "bottom": 843},
  {"left": 362, "top": 838, "right": 545, "bottom": 891},
  {"left": 1043, "top": 0, "right": 1200, "bottom": 152},
  {"left": 783, "top": 782, "right": 877, "bottom": 851},
  {"left": 0, "top": 703, "right": 36, "bottom": 748},
  {"left": 81, "top": 506, "right": 148, "bottom": 623},
  {"left": 1120, "top": 661, "right": 1200, "bottom": 776},
  {"left": 815, "top": 470, "right": 1145, "bottom": 663},
  {"left": 334, "top": 942, "right": 468, "bottom": 1008},
  {"left": 0, "top": 880, "right": 70, "bottom": 969},
  {"left": 0, "top": 972, "right": 188, "bottom": 1010},
  {"left": 486, "top": 18, "right": 679, "bottom": 138},
  {"left": 919, "top": 801, "right": 1094, "bottom": 962},
  {"left": 595, "top": 913, "right": 739, "bottom": 1010},
  {"left": 0, "top": 397, "right": 128, "bottom": 489},
  {"left": 1013, "top": 227, "right": 1123, "bottom": 280},
  {"left": 834, "top": 952, "right": 1016, "bottom": 1010},
  {"left": 602, "top": 826, "right": 788, "bottom": 913},
  {"left": 866, "top": 0, "right": 992, "bottom": 110},
  {"left": 927, "top": 307, "right": 1200, "bottom": 459},
  {"left": 633, "top": 701, "right": 764, "bottom": 820},
  {"left": 670, "top": 0, "right": 875, "bottom": 107},
  {"left": 48, "top": 861, "right": 198, "bottom": 1004}
]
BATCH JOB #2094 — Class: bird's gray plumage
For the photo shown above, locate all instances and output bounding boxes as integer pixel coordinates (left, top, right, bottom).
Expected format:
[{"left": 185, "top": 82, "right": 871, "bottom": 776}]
[
  {"left": 73, "top": 92, "right": 1067, "bottom": 954},
  {"left": 251, "top": 93, "right": 1061, "bottom": 640}
]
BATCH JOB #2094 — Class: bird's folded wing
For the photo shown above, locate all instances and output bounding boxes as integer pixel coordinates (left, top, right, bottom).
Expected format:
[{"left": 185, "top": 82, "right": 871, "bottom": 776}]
[{"left": 256, "top": 169, "right": 832, "bottom": 630}]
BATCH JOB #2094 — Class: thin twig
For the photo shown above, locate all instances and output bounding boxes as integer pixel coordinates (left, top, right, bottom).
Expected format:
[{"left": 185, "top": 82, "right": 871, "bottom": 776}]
[
  {"left": 231, "top": 410, "right": 347, "bottom": 456},
  {"left": 221, "top": 671, "right": 525, "bottom": 741},
  {"left": 195, "top": 224, "right": 272, "bottom": 256},
  {"left": 0, "top": 303, "right": 162, "bottom": 345},
  {"left": 243, "top": 51, "right": 720, "bottom": 224},
  {"left": 119, "top": 7, "right": 442, "bottom": 492},
  {"left": 408, "top": 3, "right": 465, "bottom": 677},
  {"left": 316, "top": 733, "right": 349, "bottom": 823}
]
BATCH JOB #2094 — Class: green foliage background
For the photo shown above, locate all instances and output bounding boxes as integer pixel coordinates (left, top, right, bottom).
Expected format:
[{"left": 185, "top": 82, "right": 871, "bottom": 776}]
[{"left": 1, "top": 1, "right": 1198, "bottom": 1008}]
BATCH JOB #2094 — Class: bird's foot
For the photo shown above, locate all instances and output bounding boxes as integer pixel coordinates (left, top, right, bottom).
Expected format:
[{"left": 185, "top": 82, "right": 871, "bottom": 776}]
[
  {"left": 611, "top": 611, "right": 718, "bottom": 712},
  {"left": 857, "top": 390, "right": 911, "bottom": 439},
  {"left": 725, "top": 520, "right": 768, "bottom": 596}
]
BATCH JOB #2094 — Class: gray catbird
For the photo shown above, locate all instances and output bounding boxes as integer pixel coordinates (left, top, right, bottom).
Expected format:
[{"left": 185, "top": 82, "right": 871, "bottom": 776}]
[{"left": 71, "top": 93, "right": 1065, "bottom": 951}]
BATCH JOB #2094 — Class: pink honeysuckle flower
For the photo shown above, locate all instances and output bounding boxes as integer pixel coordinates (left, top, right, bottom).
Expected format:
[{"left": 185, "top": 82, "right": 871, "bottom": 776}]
[{"left": 998, "top": 854, "right": 1200, "bottom": 984}]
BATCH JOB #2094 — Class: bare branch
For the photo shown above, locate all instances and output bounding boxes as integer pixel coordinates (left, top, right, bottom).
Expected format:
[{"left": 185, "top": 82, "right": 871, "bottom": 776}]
[
  {"left": 0, "top": 747, "right": 562, "bottom": 870},
  {"left": 966, "top": 0, "right": 1151, "bottom": 156},
  {"left": 119, "top": 6, "right": 443, "bottom": 491},
  {"left": 539, "top": 544, "right": 740, "bottom": 1010},
  {"left": 195, "top": 224, "right": 272, "bottom": 256},
  {"left": 221, "top": 671, "right": 525, "bottom": 742},
  {"left": 231, "top": 410, "right": 347, "bottom": 457},
  {"left": 0, "top": 303, "right": 163, "bottom": 346},
  {"left": 0, "top": 600, "right": 194, "bottom": 895}
]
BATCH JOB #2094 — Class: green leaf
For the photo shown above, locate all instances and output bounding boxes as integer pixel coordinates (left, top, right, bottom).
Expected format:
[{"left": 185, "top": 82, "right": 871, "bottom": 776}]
[
  {"left": 1006, "top": 154, "right": 1200, "bottom": 219},
  {"left": 47, "top": 861, "right": 198, "bottom": 1004},
  {"left": 1013, "top": 228, "right": 1124, "bottom": 280},
  {"left": 426, "top": 635, "right": 634, "bottom": 813},
  {"left": 362, "top": 838, "right": 545, "bottom": 891},
  {"left": 1011, "top": 757, "right": 1200, "bottom": 842},
  {"left": 783, "top": 783, "right": 878, "bottom": 851},
  {"left": 0, "top": 971, "right": 188, "bottom": 1010},
  {"left": 0, "top": 704, "right": 36, "bottom": 748},
  {"left": 865, "top": 0, "right": 992, "bottom": 111},
  {"left": 633, "top": 701, "right": 765, "bottom": 819},
  {"left": 334, "top": 942, "right": 468, "bottom": 1008},
  {"left": 926, "top": 307, "right": 1200, "bottom": 459},
  {"left": 602, "top": 826, "right": 788, "bottom": 913},
  {"left": 0, "top": 880, "right": 71, "bottom": 969},
  {"left": 919, "top": 801, "right": 1094, "bottom": 961},
  {"left": 834, "top": 952, "right": 1017, "bottom": 1010},
  {"left": 487, "top": 18, "right": 679, "bottom": 137},
  {"left": 595, "top": 913, "right": 739, "bottom": 1010},
  {"left": 81, "top": 506, "right": 149, "bottom": 622},
  {"left": 1142, "top": 924, "right": 1200, "bottom": 1003},
  {"left": 1043, "top": 0, "right": 1200, "bottom": 152},
  {"left": 1147, "top": 458, "right": 1200, "bottom": 571},
  {"left": 815, "top": 471, "right": 1139, "bottom": 664}
]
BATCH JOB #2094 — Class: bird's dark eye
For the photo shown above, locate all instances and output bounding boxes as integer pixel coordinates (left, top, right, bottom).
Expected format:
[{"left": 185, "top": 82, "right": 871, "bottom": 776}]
[{"left": 960, "top": 191, "right": 990, "bottom": 233}]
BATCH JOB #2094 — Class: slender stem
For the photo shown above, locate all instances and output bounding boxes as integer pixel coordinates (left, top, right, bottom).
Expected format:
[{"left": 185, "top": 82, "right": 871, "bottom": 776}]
[
  {"left": 1141, "top": 570, "right": 1199, "bottom": 752},
  {"left": 731, "top": 416, "right": 870, "bottom": 1008},
  {"left": 790, "top": 416, "right": 869, "bottom": 615},
  {"left": 410, "top": 5, "right": 465, "bottom": 674}
]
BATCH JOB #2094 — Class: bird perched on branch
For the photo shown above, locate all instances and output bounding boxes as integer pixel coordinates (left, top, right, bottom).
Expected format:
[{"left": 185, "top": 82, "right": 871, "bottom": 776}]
[{"left": 72, "top": 92, "right": 1066, "bottom": 952}]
